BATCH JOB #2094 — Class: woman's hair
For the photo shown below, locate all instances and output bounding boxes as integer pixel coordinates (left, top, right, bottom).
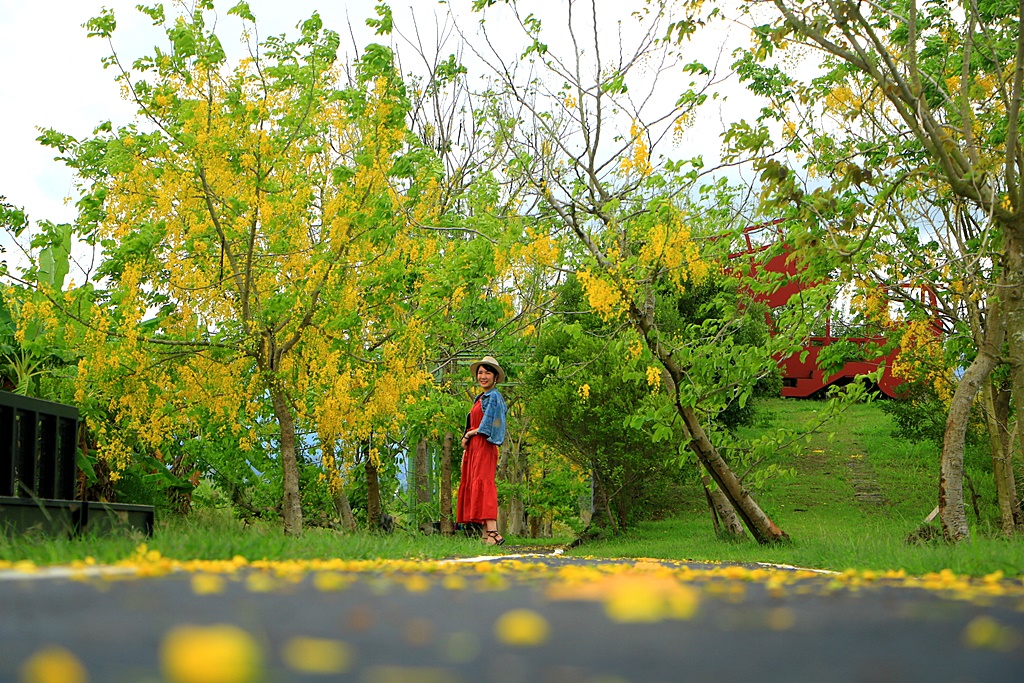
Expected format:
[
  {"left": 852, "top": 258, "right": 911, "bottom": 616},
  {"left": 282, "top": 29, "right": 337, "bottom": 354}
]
[{"left": 478, "top": 363, "right": 498, "bottom": 376}]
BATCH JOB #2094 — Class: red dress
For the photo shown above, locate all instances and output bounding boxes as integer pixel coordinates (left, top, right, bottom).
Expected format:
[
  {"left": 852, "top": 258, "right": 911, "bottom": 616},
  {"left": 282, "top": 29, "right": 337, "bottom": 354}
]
[{"left": 455, "top": 398, "right": 499, "bottom": 524}]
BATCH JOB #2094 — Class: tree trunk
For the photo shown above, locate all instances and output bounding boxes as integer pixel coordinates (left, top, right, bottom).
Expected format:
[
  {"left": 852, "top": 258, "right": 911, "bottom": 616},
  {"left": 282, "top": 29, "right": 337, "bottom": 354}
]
[
  {"left": 496, "top": 446, "right": 509, "bottom": 536},
  {"left": 638, "top": 314, "right": 787, "bottom": 544},
  {"left": 415, "top": 437, "right": 432, "bottom": 533},
  {"left": 1003, "top": 237, "right": 1024, "bottom": 531},
  {"left": 498, "top": 423, "right": 528, "bottom": 537},
  {"left": 529, "top": 513, "right": 542, "bottom": 538},
  {"left": 167, "top": 449, "right": 194, "bottom": 516},
  {"left": 440, "top": 431, "right": 454, "bottom": 535},
  {"left": 591, "top": 466, "right": 618, "bottom": 533},
  {"left": 365, "top": 454, "right": 381, "bottom": 532},
  {"left": 617, "top": 489, "right": 629, "bottom": 530},
  {"left": 940, "top": 288, "right": 1005, "bottom": 542},
  {"left": 703, "top": 475, "right": 747, "bottom": 539},
  {"left": 333, "top": 488, "right": 358, "bottom": 532},
  {"left": 677, "top": 399, "right": 787, "bottom": 543},
  {"left": 270, "top": 385, "right": 302, "bottom": 536},
  {"left": 983, "top": 377, "right": 1020, "bottom": 535},
  {"left": 661, "top": 364, "right": 748, "bottom": 540}
]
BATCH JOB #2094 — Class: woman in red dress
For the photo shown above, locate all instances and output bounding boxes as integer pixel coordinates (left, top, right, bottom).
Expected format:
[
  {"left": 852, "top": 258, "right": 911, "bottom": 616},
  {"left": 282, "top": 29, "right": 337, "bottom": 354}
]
[{"left": 456, "top": 356, "right": 508, "bottom": 545}]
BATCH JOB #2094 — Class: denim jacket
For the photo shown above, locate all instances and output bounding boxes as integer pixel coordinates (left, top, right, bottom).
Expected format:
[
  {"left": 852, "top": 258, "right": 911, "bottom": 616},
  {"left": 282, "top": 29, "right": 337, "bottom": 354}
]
[{"left": 474, "top": 388, "right": 507, "bottom": 446}]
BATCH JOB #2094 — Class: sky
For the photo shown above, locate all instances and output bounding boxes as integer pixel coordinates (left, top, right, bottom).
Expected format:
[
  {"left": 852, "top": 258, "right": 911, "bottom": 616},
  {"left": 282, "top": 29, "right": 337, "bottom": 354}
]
[
  {"left": 0, "top": 1, "right": 419, "bottom": 227},
  {"left": 0, "top": 0, "right": 757, "bottom": 265}
]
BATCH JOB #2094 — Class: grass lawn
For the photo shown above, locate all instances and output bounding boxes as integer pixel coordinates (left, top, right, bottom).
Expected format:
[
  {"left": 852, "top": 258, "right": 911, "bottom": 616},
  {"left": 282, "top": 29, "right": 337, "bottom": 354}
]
[
  {"left": 571, "top": 398, "right": 1024, "bottom": 577},
  {"left": 2, "top": 398, "right": 1022, "bottom": 577}
]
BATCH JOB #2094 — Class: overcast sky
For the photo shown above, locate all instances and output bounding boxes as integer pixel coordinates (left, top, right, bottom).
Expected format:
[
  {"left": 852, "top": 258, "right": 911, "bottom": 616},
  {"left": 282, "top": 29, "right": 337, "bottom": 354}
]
[
  {"left": 0, "top": 1, "right": 754, "bottom": 248},
  {"left": 0, "top": 1, "right": 428, "bottom": 226}
]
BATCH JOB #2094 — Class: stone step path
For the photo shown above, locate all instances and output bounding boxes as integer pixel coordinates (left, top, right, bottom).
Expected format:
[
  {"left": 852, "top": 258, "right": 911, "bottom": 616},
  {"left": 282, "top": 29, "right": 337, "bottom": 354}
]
[{"left": 847, "top": 452, "right": 887, "bottom": 506}]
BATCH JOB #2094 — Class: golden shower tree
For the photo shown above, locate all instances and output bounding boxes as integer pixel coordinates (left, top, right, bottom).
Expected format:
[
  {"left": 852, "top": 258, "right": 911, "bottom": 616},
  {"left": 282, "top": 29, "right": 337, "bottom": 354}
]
[{"left": 43, "top": 2, "right": 439, "bottom": 534}]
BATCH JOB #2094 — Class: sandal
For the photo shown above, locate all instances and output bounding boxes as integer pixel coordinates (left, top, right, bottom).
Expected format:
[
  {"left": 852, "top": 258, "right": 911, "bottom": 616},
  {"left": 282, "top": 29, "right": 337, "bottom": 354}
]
[{"left": 485, "top": 530, "right": 506, "bottom": 546}]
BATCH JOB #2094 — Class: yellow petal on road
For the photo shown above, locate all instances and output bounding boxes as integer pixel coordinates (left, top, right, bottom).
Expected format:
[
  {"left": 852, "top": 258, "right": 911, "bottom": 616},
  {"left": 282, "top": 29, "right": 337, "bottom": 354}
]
[
  {"left": 191, "top": 574, "right": 226, "bottom": 595},
  {"left": 402, "top": 574, "right": 431, "bottom": 593},
  {"left": 442, "top": 574, "right": 467, "bottom": 591},
  {"left": 160, "top": 624, "right": 263, "bottom": 683},
  {"left": 963, "top": 616, "right": 1019, "bottom": 651},
  {"left": 605, "top": 578, "right": 666, "bottom": 623},
  {"left": 604, "top": 576, "right": 701, "bottom": 623},
  {"left": 245, "top": 572, "right": 277, "bottom": 593},
  {"left": 494, "top": 608, "right": 550, "bottom": 647},
  {"left": 281, "top": 636, "right": 352, "bottom": 674},
  {"left": 19, "top": 646, "right": 88, "bottom": 683},
  {"left": 767, "top": 607, "right": 796, "bottom": 631},
  {"left": 313, "top": 572, "right": 353, "bottom": 592},
  {"left": 666, "top": 584, "right": 701, "bottom": 620}
]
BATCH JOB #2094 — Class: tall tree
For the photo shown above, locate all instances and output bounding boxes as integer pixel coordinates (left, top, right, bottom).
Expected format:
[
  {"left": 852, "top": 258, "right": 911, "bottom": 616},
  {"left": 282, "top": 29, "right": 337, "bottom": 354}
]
[
  {"left": 38, "top": 3, "right": 437, "bottom": 534},
  {"left": 736, "top": 0, "right": 1024, "bottom": 540},
  {"left": 471, "top": 0, "right": 790, "bottom": 543}
]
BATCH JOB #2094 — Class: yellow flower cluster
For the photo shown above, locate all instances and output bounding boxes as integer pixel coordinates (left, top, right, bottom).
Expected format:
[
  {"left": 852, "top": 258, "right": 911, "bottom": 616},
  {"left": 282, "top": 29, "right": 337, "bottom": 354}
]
[
  {"left": 646, "top": 366, "right": 662, "bottom": 390},
  {"left": 619, "top": 121, "right": 653, "bottom": 177},
  {"left": 638, "top": 216, "right": 708, "bottom": 289},
  {"left": 850, "top": 283, "right": 892, "bottom": 328},
  {"left": 516, "top": 229, "right": 561, "bottom": 270},
  {"left": 628, "top": 338, "right": 645, "bottom": 361},
  {"left": 578, "top": 269, "right": 624, "bottom": 321},
  {"left": 892, "top": 319, "right": 951, "bottom": 404}
]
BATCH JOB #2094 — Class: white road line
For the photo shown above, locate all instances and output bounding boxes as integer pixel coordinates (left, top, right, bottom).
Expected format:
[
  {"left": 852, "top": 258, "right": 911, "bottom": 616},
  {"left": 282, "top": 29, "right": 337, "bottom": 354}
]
[
  {"left": 0, "top": 566, "right": 138, "bottom": 581},
  {"left": 753, "top": 562, "right": 840, "bottom": 575}
]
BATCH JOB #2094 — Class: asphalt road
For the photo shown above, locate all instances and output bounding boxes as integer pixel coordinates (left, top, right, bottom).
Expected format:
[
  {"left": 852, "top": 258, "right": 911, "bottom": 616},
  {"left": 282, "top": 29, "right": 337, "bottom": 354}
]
[{"left": 2, "top": 554, "right": 1022, "bottom": 683}]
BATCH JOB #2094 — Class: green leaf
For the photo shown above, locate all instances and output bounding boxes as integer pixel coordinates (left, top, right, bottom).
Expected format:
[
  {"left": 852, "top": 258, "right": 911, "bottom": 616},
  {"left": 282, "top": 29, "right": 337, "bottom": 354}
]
[
  {"left": 37, "top": 223, "right": 72, "bottom": 291},
  {"left": 227, "top": 1, "right": 256, "bottom": 23},
  {"left": 366, "top": 4, "right": 394, "bottom": 36},
  {"left": 85, "top": 9, "right": 117, "bottom": 39},
  {"left": 77, "top": 447, "right": 98, "bottom": 484},
  {"left": 168, "top": 22, "right": 197, "bottom": 58},
  {"left": 601, "top": 72, "right": 628, "bottom": 95},
  {"left": 136, "top": 4, "right": 165, "bottom": 25}
]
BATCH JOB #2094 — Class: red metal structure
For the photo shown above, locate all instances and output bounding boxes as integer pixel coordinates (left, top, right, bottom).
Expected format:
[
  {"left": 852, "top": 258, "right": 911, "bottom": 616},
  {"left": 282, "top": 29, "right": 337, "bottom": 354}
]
[{"left": 730, "top": 222, "right": 904, "bottom": 398}]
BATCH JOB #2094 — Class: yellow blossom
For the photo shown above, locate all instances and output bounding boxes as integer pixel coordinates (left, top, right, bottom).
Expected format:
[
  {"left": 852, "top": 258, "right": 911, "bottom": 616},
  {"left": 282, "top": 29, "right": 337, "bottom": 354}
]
[
  {"left": 19, "top": 647, "right": 88, "bottom": 683},
  {"left": 494, "top": 609, "right": 550, "bottom": 647},
  {"left": 281, "top": 637, "right": 352, "bottom": 674},
  {"left": 160, "top": 624, "right": 263, "bottom": 683}
]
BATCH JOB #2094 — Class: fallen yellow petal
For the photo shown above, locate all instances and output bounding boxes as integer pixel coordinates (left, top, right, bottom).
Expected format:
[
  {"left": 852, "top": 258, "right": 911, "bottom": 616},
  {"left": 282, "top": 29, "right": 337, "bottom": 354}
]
[
  {"left": 494, "top": 609, "right": 550, "bottom": 647},
  {"left": 313, "top": 572, "right": 353, "bottom": 592},
  {"left": 281, "top": 637, "right": 352, "bottom": 674},
  {"left": 767, "top": 607, "right": 796, "bottom": 631},
  {"left": 160, "top": 624, "right": 263, "bottom": 683},
  {"left": 19, "top": 646, "right": 88, "bottom": 683},
  {"left": 191, "top": 574, "right": 226, "bottom": 595},
  {"left": 605, "top": 579, "right": 666, "bottom": 623},
  {"left": 963, "top": 616, "right": 1018, "bottom": 651}
]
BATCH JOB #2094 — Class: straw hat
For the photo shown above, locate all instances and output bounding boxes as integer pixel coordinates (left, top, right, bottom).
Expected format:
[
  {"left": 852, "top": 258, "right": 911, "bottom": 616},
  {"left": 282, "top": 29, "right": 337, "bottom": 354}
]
[{"left": 470, "top": 356, "right": 506, "bottom": 384}]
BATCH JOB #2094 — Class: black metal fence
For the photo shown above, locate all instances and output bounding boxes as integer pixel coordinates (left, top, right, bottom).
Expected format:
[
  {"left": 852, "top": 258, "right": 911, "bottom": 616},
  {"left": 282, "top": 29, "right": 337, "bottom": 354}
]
[
  {"left": 0, "top": 391, "right": 153, "bottom": 536},
  {"left": 0, "top": 391, "right": 79, "bottom": 500}
]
